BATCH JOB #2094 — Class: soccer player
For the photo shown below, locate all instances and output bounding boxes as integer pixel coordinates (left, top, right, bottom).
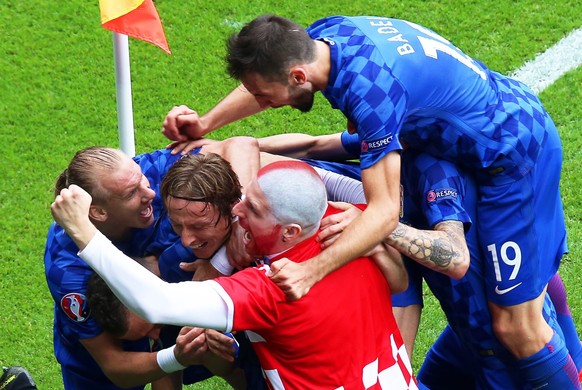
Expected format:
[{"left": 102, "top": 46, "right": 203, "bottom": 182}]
[
  {"left": 260, "top": 130, "right": 581, "bottom": 388},
  {"left": 330, "top": 149, "right": 577, "bottom": 388},
  {"left": 50, "top": 156, "right": 417, "bottom": 389},
  {"left": 161, "top": 14, "right": 573, "bottom": 388},
  {"left": 86, "top": 273, "right": 247, "bottom": 389},
  {"left": 43, "top": 141, "right": 258, "bottom": 390}
]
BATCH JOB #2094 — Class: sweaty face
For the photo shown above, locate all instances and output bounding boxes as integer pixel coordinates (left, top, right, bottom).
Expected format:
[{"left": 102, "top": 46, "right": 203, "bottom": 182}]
[
  {"left": 232, "top": 179, "right": 283, "bottom": 256},
  {"left": 99, "top": 156, "right": 155, "bottom": 231},
  {"left": 121, "top": 310, "right": 162, "bottom": 341},
  {"left": 167, "top": 197, "right": 231, "bottom": 259},
  {"left": 242, "top": 73, "right": 314, "bottom": 112}
]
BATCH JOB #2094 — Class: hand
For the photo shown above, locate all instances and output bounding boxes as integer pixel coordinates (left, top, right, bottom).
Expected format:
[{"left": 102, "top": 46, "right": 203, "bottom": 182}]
[
  {"left": 268, "top": 259, "right": 315, "bottom": 301},
  {"left": 162, "top": 105, "right": 207, "bottom": 142},
  {"left": 174, "top": 327, "right": 209, "bottom": 367},
  {"left": 205, "top": 329, "right": 238, "bottom": 362},
  {"left": 51, "top": 185, "right": 96, "bottom": 249},
  {"left": 226, "top": 222, "right": 253, "bottom": 270},
  {"left": 182, "top": 260, "right": 224, "bottom": 281},
  {"left": 317, "top": 201, "right": 362, "bottom": 249},
  {"left": 166, "top": 138, "right": 219, "bottom": 155}
]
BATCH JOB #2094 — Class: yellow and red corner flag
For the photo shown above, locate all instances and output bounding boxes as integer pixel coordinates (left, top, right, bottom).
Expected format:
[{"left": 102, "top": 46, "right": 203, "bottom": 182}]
[{"left": 99, "top": 0, "right": 171, "bottom": 54}]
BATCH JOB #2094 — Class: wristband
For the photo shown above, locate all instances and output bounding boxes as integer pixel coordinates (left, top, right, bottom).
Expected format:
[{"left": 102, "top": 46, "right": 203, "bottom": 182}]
[{"left": 156, "top": 345, "right": 186, "bottom": 373}]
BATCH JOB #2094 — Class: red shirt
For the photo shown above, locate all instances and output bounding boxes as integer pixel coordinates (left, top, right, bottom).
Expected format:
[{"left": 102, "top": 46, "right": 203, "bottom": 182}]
[{"left": 216, "top": 206, "right": 417, "bottom": 389}]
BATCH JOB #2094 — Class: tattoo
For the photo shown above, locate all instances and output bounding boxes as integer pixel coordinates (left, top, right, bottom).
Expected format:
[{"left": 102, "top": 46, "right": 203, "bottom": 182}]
[
  {"left": 389, "top": 220, "right": 466, "bottom": 272},
  {"left": 390, "top": 223, "right": 407, "bottom": 239}
]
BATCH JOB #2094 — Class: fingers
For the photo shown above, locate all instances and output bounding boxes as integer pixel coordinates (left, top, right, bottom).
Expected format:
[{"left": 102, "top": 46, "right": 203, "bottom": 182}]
[
  {"left": 327, "top": 201, "right": 353, "bottom": 210},
  {"left": 179, "top": 261, "right": 200, "bottom": 273},
  {"left": 266, "top": 258, "right": 289, "bottom": 278},
  {"left": 166, "top": 140, "right": 185, "bottom": 154},
  {"left": 205, "top": 329, "right": 236, "bottom": 362},
  {"left": 51, "top": 185, "right": 92, "bottom": 220},
  {"left": 162, "top": 105, "right": 196, "bottom": 141},
  {"left": 268, "top": 260, "right": 309, "bottom": 301}
]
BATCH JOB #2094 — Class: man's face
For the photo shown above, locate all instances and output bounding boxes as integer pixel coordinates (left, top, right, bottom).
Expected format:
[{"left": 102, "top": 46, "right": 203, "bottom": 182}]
[
  {"left": 242, "top": 73, "right": 314, "bottom": 112},
  {"left": 232, "top": 179, "right": 283, "bottom": 256},
  {"left": 120, "top": 310, "right": 162, "bottom": 341},
  {"left": 167, "top": 197, "right": 231, "bottom": 259},
  {"left": 99, "top": 156, "right": 156, "bottom": 230}
]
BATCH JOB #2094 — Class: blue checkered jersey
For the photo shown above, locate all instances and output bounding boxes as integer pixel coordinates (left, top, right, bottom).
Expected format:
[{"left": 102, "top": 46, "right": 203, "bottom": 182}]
[
  {"left": 400, "top": 150, "right": 518, "bottom": 361},
  {"left": 43, "top": 148, "right": 194, "bottom": 388},
  {"left": 308, "top": 16, "right": 554, "bottom": 184}
]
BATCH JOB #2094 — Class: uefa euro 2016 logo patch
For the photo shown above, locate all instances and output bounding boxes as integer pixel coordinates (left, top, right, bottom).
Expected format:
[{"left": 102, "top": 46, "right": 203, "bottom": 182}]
[
  {"left": 426, "top": 188, "right": 458, "bottom": 203},
  {"left": 360, "top": 134, "right": 394, "bottom": 153},
  {"left": 61, "top": 292, "right": 90, "bottom": 322}
]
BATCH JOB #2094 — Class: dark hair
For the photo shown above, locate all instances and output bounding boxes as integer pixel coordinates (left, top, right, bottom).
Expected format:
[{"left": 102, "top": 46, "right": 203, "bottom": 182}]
[
  {"left": 54, "top": 146, "right": 123, "bottom": 204},
  {"left": 161, "top": 153, "right": 242, "bottom": 226},
  {"left": 86, "top": 273, "right": 128, "bottom": 338},
  {"left": 226, "top": 14, "right": 315, "bottom": 82}
]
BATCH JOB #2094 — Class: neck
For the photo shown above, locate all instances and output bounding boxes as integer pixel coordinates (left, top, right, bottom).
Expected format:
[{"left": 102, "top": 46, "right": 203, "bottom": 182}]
[
  {"left": 309, "top": 40, "right": 331, "bottom": 91},
  {"left": 93, "top": 220, "right": 130, "bottom": 242}
]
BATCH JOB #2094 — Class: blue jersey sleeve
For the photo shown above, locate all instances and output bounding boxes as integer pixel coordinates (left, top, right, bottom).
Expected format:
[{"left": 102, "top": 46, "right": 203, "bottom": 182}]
[
  {"left": 44, "top": 224, "right": 103, "bottom": 340},
  {"left": 401, "top": 151, "right": 473, "bottom": 230}
]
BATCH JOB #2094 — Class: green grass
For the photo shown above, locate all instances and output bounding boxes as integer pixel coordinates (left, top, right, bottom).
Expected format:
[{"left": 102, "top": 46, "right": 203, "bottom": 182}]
[{"left": 1, "top": 0, "right": 580, "bottom": 388}]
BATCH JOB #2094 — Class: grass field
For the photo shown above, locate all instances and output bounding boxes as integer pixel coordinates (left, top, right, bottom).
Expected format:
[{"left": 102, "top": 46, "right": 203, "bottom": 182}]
[{"left": 1, "top": 1, "right": 580, "bottom": 388}]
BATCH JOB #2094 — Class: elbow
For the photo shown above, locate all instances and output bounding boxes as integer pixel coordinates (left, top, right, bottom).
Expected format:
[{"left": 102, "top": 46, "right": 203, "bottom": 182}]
[
  {"left": 225, "top": 136, "right": 259, "bottom": 153},
  {"left": 390, "top": 274, "right": 408, "bottom": 294},
  {"left": 449, "top": 252, "right": 470, "bottom": 280}
]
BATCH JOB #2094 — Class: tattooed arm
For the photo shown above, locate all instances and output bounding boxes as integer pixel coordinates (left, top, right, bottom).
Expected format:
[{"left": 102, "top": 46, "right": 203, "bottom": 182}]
[{"left": 385, "top": 220, "right": 469, "bottom": 279}]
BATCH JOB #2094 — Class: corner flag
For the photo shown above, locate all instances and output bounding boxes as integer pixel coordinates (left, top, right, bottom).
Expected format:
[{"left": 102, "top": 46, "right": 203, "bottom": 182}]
[
  {"left": 97, "top": 0, "right": 171, "bottom": 156},
  {"left": 99, "top": 0, "right": 171, "bottom": 54}
]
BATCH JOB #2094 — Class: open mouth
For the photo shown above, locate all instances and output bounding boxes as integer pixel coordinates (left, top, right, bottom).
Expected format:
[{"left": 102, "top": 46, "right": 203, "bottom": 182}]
[
  {"left": 140, "top": 204, "right": 153, "bottom": 219},
  {"left": 190, "top": 242, "right": 208, "bottom": 250}
]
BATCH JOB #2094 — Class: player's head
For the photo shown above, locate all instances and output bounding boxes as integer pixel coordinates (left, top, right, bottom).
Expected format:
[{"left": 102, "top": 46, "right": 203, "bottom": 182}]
[
  {"left": 232, "top": 160, "right": 327, "bottom": 256},
  {"left": 227, "top": 14, "right": 316, "bottom": 112},
  {"left": 55, "top": 146, "right": 156, "bottom": 238},
  {"left": 161, "top": 153, "right": 242, "bottom": 259},
  {"left": 87, "top": 273, "right": 162, "bottom": 341}
]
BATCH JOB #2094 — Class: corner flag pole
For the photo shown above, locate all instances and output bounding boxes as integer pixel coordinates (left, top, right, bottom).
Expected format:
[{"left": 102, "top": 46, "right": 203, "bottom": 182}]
[
  {"left": 112, "top": 32, "right": 136, "bottom": 157},
  {"left": 99, "top": 0, "right": 171, "bottom": 157}
]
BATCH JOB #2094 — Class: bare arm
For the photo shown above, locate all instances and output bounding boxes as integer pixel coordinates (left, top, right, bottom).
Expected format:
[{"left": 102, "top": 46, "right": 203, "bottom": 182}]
[
  {"left": 80, "top": 333, "right": 171, "bottom": 388},
  {"left": 162, "top": 86, "right": 265, "bottom": 141},
  {"left": 386, "top": 220, "right": 469, "bottom": 279},
  {"left": 269, "top": 151, "right": 402, "bottom": 300},
  {"left": 369, "top": 243, "right": 408, "bottom": 294},
  {"left": 198, "top": 136, "right": 260, "bottom": 193},
  {"left": 258, "top": 132, "right": 353, "bottom": 160}
]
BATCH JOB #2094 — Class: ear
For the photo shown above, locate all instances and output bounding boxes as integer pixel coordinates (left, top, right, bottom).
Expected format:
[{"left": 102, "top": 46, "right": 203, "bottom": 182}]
[
  {"left": 89, "top": 204, "right": 108, "bottom": 222},
  {"left": 289, "top": 67, "right": 307, "bottom": 86},
  {"left": 282, "top": 224, "right": 302, "bottom": 242}
]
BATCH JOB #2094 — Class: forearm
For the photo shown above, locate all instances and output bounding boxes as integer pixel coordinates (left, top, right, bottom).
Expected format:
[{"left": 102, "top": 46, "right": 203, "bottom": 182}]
[
  {"left": 258, "top": 132, "right": 351, "bottom": 160},
  {"left": 79, "top": 231, "right": 230, "bottom": 330},
  {"left": 82, "top": 335, "right": 174, "bottom": 388},
  {"left": 202, "top": 85, "right": 265, "bottom": 133},
  {"left": 371, "top": 244, "right": 408, "bottom": 294},
  {"left": 219, "top": 136, "right": 260, "bottom": 192},
  {"left": 385, "top": 221, "right": 469, "bottom": 279},
  {"left": 309, "top": 205, "right": 399, "bottom": 284},
  {"left": 102, "top": 351, "right": 169, "bottom": 387}
]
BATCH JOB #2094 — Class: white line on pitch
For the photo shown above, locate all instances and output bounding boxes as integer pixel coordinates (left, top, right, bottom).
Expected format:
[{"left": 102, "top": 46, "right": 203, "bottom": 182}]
[{"left": 511, "top": 27, "right": 582, "bottom": 93}]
